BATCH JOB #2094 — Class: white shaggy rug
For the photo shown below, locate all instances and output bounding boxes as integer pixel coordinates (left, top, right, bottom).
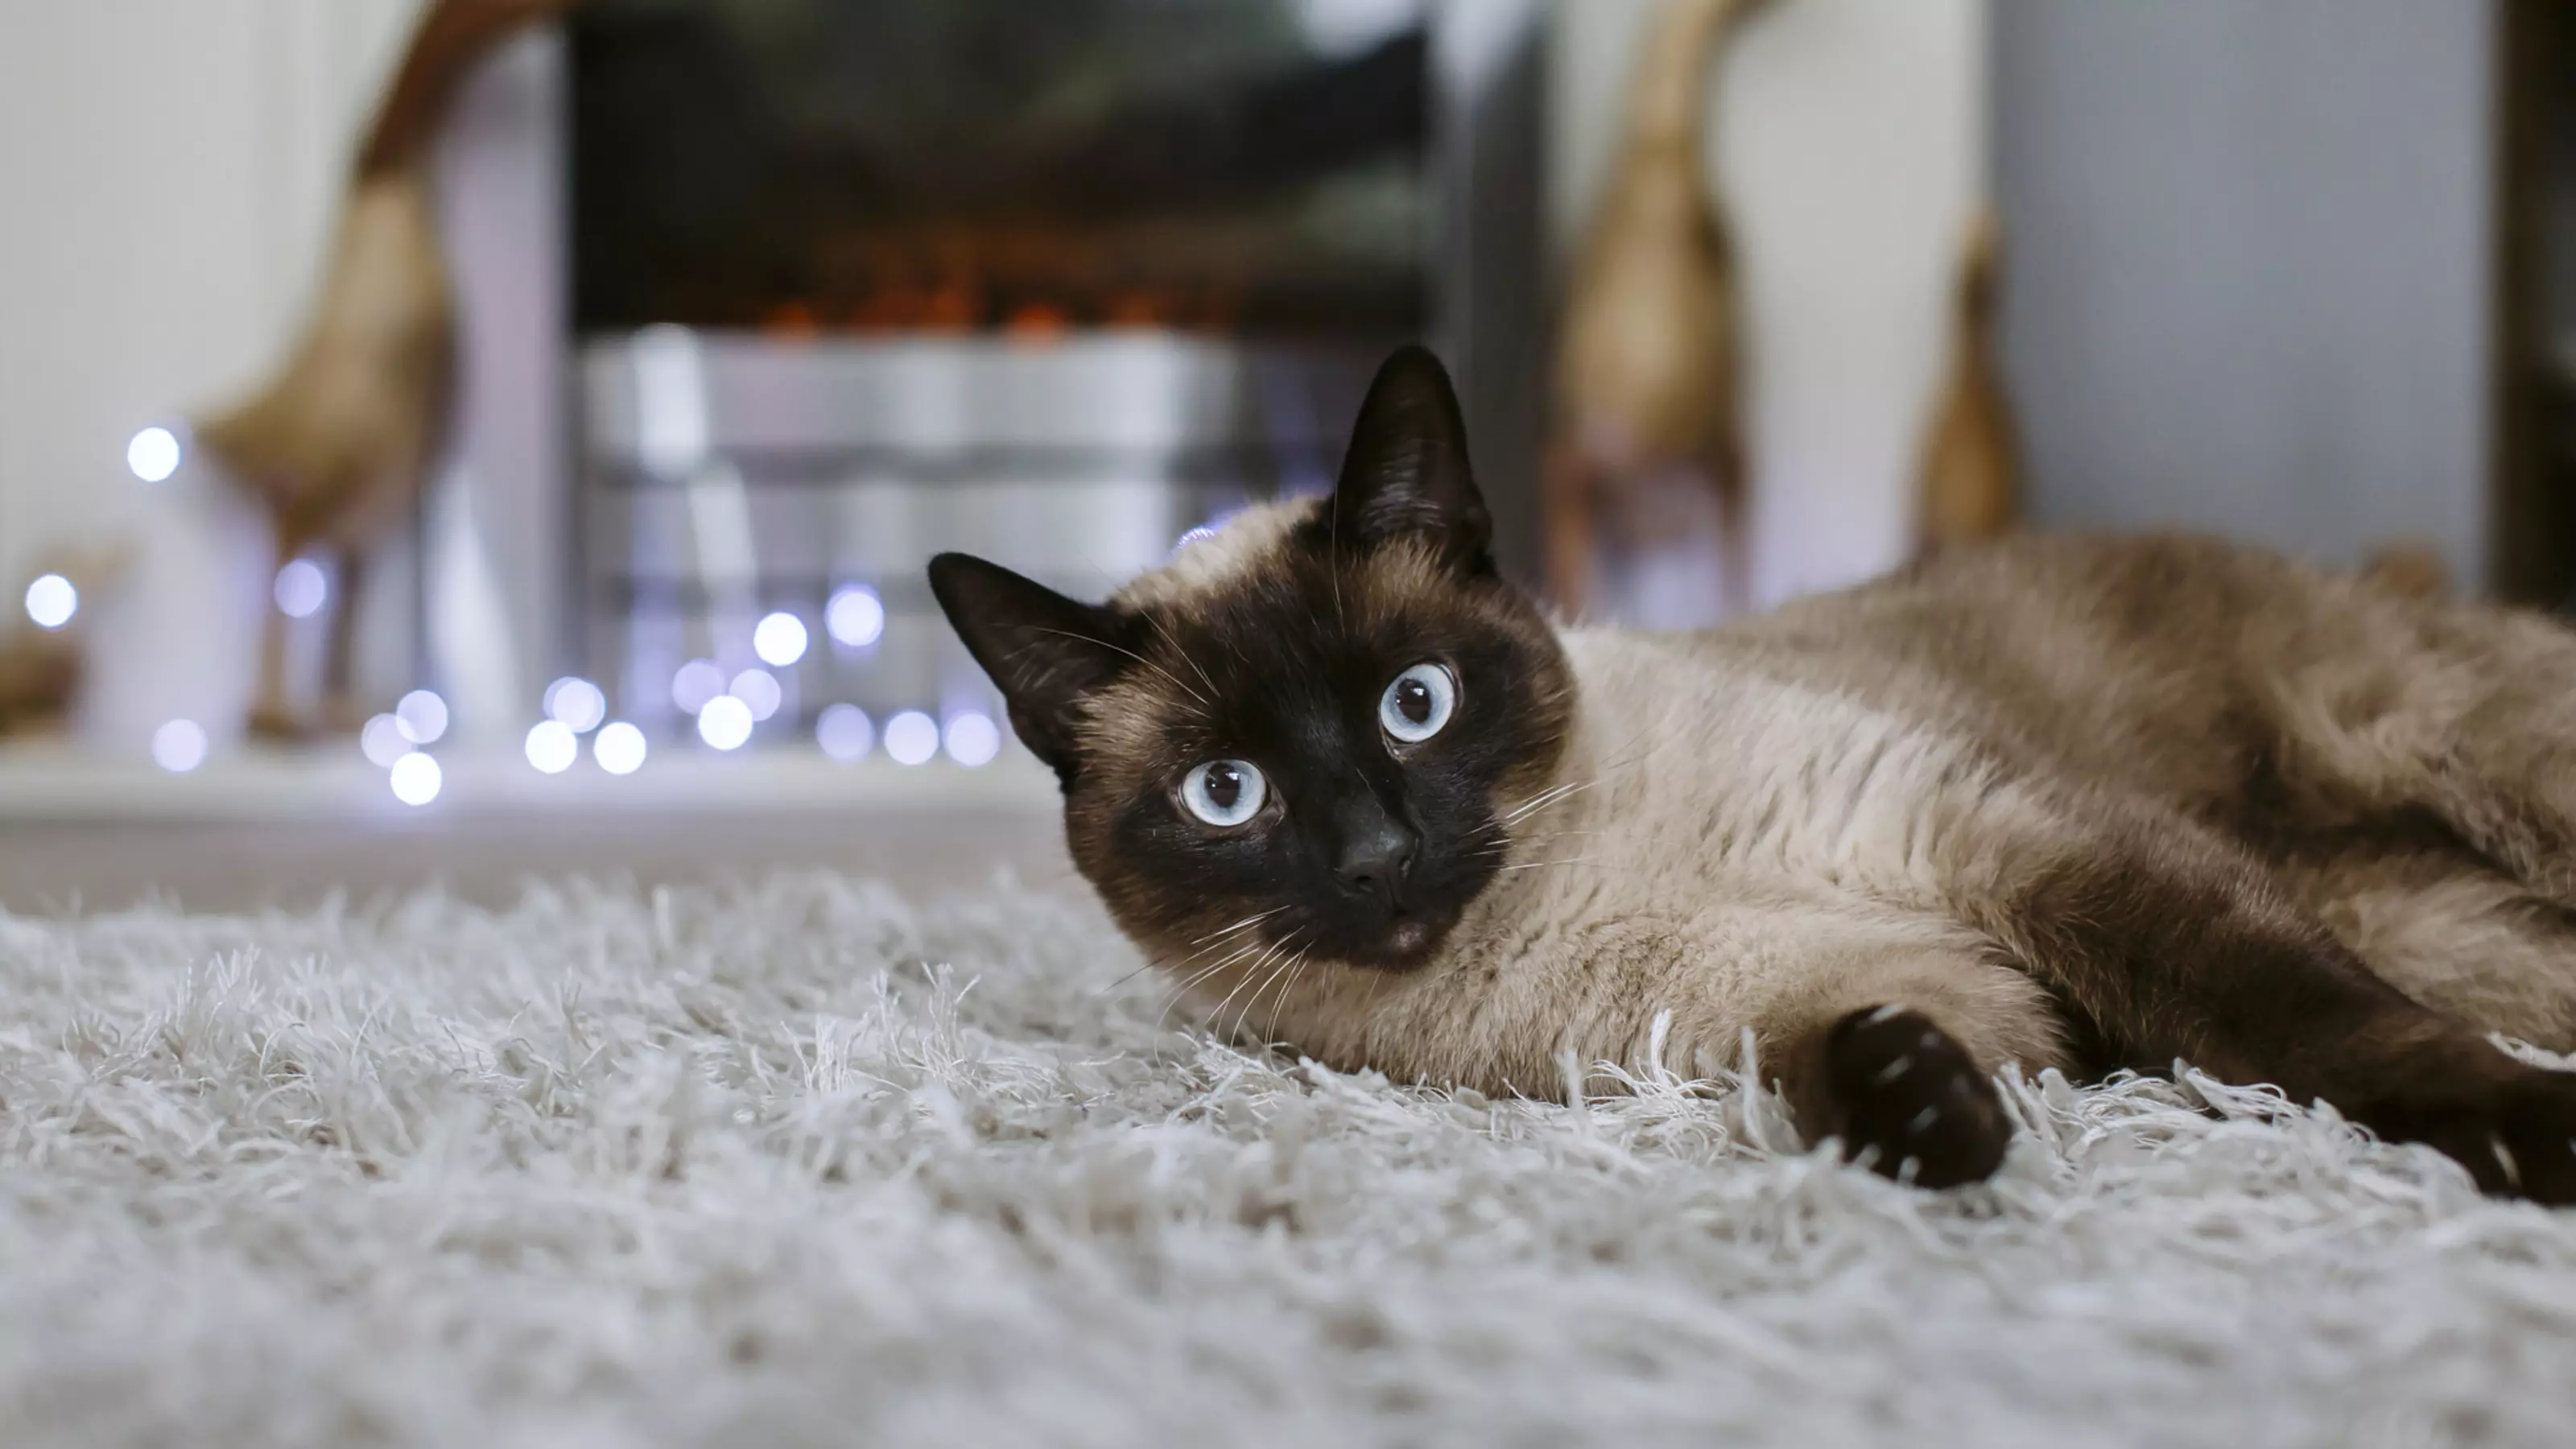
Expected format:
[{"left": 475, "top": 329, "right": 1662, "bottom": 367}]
[{"left": 5, "top": 874, "right": 2575, "bottom": 1448}]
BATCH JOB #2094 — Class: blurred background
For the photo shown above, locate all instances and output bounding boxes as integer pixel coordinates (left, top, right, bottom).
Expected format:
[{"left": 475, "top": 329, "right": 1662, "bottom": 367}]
[{"left": 0, "top": 0, "right": 2567, "bottom": 909}]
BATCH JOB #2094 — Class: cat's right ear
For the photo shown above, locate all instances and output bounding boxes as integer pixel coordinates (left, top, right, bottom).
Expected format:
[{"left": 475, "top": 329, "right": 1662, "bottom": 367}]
[{"left": 927, "top": 553, "right": 1133, "bottom": 779}]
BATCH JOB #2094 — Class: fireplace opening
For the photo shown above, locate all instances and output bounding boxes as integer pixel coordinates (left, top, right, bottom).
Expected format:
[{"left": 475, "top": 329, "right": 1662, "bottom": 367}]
[
  {"left": 571, "top": 0, "right": 1430, "bottom": 341},
  {"left": 560, "top": 1, "right": 1523, "bottom": 762}
]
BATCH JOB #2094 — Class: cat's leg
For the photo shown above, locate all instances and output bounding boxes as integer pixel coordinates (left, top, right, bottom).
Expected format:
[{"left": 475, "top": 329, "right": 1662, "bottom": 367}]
[
  {"left": 1762, "top": 972, "right": 2048, "bottom": 1191},
  {"left": 2271, "top": 604, "right": 2576, "bottom": 910},
  {"left": 2285, "top": 847, "right": 2576, "bottom": 1052},
  {"left": 1944, "top": 786, "right": 2576, "bottom": 1201},
  {"left": 1692, "top": 910, "right": 2072, "bottom": 1188}
]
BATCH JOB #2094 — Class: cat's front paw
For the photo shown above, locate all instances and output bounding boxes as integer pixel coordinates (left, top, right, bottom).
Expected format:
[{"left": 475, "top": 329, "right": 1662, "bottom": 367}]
[
  {"left": 1822, "top": 1005, "right": 2013, "bottom": 1189},
  {"left": 2363, "top": 1061, "right": 2576, "bottom": 1205}
]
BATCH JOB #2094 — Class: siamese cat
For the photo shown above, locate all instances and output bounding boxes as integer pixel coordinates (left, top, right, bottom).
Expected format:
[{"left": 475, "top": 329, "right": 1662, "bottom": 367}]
[{"left": 929, "top": 347, "right": 2576, "bottom": 1201}]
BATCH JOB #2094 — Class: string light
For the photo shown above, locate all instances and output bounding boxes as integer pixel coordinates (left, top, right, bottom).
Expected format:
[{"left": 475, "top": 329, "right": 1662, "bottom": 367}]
[
  {"left": 23, "top": 574, "right": 76, "bottom": 630},
  {"left": 730, "top": 667, "right": 782, "bottom": 722},
  {"left": 151, "top": 719, "right": 208, "bottom": 774},
  {"left": 671, "top": 658, "right": 725, "bottom": 715},
  {"left": 943, "top": 711, "right": 1001, "bottom": 768},
  {"left": 816, "top": 704, "right": 873, "bottom": 762},
  {"left": 543, "top": 677, "right": 607, "bottom": 733},
  {"left": 524, "top": 720, "right": 578, "bottom": 774},
  {"left": 127, "top": 427, "right": 181, "bottom": 484},
  {"left": 360, "top": 713, "right": 410, "bottom": 768},
  {"left": 274, "top": 559, "right": 328, "bottom": 618},
  {"left": 884, "top": 710, "right": 939, "bottom": 766},
  {"left": 826, "top": 585, "right": 885, "bottom": 647},
  {"left": 594, "top": 720, "right": 647, "bottom": 774},
  {"left": 395, "top": 690, "right": 448, "bottom": 745},
  {"left": 753, "top": 611, "right": 809, "bottom": 667},
  {"left": 696, "top": 695, "right": 753, "bottom": 750},
  {"left": 389, "top": 751, "right": 442, "bottom": 806}
]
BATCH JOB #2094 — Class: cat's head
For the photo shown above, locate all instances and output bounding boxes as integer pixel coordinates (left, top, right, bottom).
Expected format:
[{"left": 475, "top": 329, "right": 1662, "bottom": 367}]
[{"left": 928, "top": 347, "right": 1574, "bottom": 975}]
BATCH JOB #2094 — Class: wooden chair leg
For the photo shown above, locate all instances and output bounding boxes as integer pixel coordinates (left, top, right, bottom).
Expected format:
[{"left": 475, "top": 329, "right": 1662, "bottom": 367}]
[
  {"left": 319, "top": 549, "right": 372, "bottom": 733},
  {"left": 246, "top": 530, "right": 305, "bottom": 741},
  {"left": 1544, "top": 443, "right": 1603, "bottom": 618}
]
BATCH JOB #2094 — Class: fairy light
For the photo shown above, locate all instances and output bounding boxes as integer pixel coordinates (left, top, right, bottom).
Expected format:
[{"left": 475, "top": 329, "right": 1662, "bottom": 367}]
[
  {"left": 826, "top": 585, "right": 885, "bottom": 647},
  {"left": 23, "top": 574, "right": 76, "bottom": 630},
  {"left": 696, "top": 695, "right": 753, "bottom": 750},
  {"left": 359, "top": 713, "right": 410, "bottom": 768},
  {"left": 753, "top": 611, "right": 809, "bottom": 667},
  {"left": 524, "top": 720, "right": 578, "bottom": 774},
  {"left": 943, "top": 711, "right": 1001, "bottom": 768},
  {"left": 151, "top": 719, "right": 208, "bottom": 773},
  {"left": 671, "top": 658, "right": 725, "bottom": 715},
  {"left": 816, "top": 704, "right": 873, "bottom": 762},
  {"left": 594, "top": 720, "right": 647, "bottom": 774},
  {"left": 884, "top": 710, "right": 939, "bottom": 766},
  {"left": 127, "top": 427, "right": 181, "bottom": 484},
  {"left": 394, "top": 689, "right": 448, "bottom": 745},
  {"left": 543, "top": 676, "right": 607, "bottom": 733},
  {"left": 389, "top": 751, "right": 442, "bottom": 806},
  {"left": 274, "top": 559, "right": 328, "bottom": 619},
  {"left": 730, "top": 667, "right": 782, "bottom": 723}
]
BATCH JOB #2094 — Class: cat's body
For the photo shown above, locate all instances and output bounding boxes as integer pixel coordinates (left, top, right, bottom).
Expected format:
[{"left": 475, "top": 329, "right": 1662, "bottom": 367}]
[{"left": 933, "top": 349, "right": 2576, "bottom": 1200}]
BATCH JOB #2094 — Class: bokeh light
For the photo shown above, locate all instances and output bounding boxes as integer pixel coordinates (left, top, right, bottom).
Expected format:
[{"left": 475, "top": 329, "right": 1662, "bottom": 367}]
[
  {"left": 390, "top": 751, "right": 442, "bottom": 806},
  {"left": 943, "top": 712, "right": 1002, "bottom": 767},
  {"left": 151, "top": 719, "right": 208, "bottom": 774},
  {"left": 696, "top": 695, "right": 754, "bottom": 750},
  {"left": 816, "top": 703, "right": 873, "bottom": 762},
  {"left": 274, "top": 559, "right": 328, "bottom": 619},
  {"left": 730, "top": 667, "right": 782, "bottom": 722},
  {"left": 23, "top": 573, "right": 76, "bottom": 630},
  {"left": 594, "top": 720, "right": 647, "bottom": 775},
  {"left": 127, "top": 427, "right": 181, "bottom": 484},
  {"left": 826, "top": 585, "right": 886, "bottom": 647},
  {"left": 753, "top": 611, "right": 809, "bottom": 667},
  {"left": 671, "top": 658, "right": 726, "bottom": 715},
  {"left": 524, "top": 720, "right": 578, "bottom": 774},
  {"left": 395, "top": 690, "right": 448, "bottom": 745},
  {"left": 543, "top": 676, "right": 608, "bottom": 733},
  {"left": 360, "top": 713, "right": 410, "bottom": 768},
  {"left": 884, "top": 710, "right": 939, "bottom": 766}
]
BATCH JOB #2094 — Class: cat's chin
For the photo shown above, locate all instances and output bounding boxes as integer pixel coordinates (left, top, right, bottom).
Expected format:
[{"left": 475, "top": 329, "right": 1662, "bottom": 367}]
[{"left": 1335, "top": 914, "right": 1450, "bottom": 972}]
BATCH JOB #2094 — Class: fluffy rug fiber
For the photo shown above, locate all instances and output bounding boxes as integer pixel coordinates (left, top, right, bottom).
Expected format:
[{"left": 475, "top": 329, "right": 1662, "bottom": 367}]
[{"left": 4, "top": 873, "right": 2575, "bottom": 1448}]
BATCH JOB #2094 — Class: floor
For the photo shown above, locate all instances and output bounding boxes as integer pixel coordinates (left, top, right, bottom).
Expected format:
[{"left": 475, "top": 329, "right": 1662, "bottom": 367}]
[{"left": 0, "top": 745, "right": 1076, "bottom": 914}]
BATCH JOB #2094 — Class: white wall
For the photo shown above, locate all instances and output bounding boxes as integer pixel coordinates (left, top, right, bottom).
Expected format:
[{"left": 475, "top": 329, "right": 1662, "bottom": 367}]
[
  {"left": 1993, "top": 0, "right": 2497, "bottom": 588},
  {"left": 0, "top": 1, "right": 423, "bottom": 589},
  {"left": 1550, "top": 0, "right": 1988, "bottom": 609}
]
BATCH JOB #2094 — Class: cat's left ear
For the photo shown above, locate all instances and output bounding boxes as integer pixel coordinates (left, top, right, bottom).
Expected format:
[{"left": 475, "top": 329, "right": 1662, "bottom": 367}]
[
  {"left": 1329, "top": 345, "right": 1493, "bottom": 572},
  {"left": 927, "top": 553, "right": 1134, "bottom": 783}
]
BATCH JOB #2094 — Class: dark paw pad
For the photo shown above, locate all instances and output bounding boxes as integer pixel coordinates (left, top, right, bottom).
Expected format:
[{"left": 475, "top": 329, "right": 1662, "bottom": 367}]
[
  {"left": 2372, "top": 1065, "right": 2576, "bottom": 1206},
  {"left": 1823, "top": 1005, "right": 2013, "bottom": 1189}
]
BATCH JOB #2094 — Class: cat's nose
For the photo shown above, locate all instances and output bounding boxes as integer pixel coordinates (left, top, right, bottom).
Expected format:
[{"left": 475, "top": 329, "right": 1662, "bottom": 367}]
[{"left": 1335, "top": 822, "right": 1418, "bottom": 901}]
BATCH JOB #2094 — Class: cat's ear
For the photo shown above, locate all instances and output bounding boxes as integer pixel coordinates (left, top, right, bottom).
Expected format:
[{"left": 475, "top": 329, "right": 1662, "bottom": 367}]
[
  {"left": 1329, "top": 345, "right": 1493, "bottom": 571},
  {"left": 927, "top": 553, "right": 1132, "bottom": 780}
]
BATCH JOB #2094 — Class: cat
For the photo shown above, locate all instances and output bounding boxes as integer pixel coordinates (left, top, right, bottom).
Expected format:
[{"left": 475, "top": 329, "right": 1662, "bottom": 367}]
[{"left": 930, "top": 346, "right": 2576, "bottom": 1201}]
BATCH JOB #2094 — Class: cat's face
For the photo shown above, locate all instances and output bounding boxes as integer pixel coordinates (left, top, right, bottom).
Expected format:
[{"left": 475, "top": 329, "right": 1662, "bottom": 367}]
[{"left": 930, "top": 348, "right": 1573, "bottom": 975}]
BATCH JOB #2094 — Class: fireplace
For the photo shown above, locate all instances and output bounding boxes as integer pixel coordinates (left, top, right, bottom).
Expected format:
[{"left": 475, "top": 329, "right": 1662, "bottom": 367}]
[{"left": 507, "top": 0, "right": 1546, "bottom": 758}]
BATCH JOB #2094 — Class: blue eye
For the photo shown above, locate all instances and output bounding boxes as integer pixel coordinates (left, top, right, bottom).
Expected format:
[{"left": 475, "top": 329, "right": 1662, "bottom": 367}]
[
  {"left": 1379, "top": 663, "right": 1455, "bottom": 744},
  {"left": 1182, "top": 759, "right": 1266, "bottom": 827}
]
